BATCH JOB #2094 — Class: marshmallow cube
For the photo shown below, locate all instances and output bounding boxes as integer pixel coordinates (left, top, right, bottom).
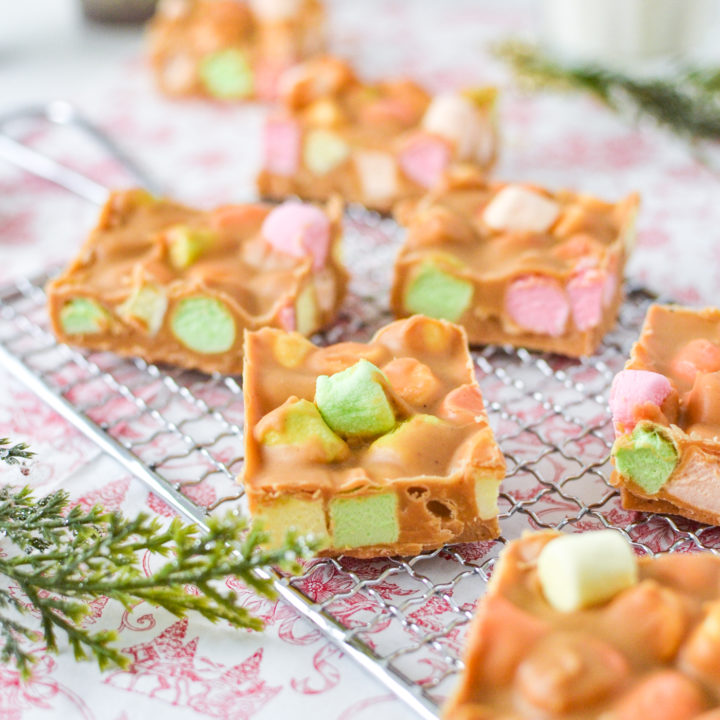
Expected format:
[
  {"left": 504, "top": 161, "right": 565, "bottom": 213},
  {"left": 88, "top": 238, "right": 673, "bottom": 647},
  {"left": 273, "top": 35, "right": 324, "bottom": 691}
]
[
  {"left": 505, "top": 275, "right": 569, "bottom": 337},
  {"left": 315, "top": 359, "right": 396, "bottom": 438},
  {"left": 613, "top": 421, "right": 679, "bottom": 495},
  {"left": 261, "top": 201, "right": 331, "bottom": 269},
  {"left": 257, "top": 397, "right": 349, "bottom": 463},
  {"left": 537, "top": 530, "right": 638, "bottom": 612},
  {"left": 398, "top": 132, "right": 451, "bottom": 190},
  {"left": 264, "top": 118, "right": 301, "bottom": 177},
  {"left": 404, "top": 261, "right": 474, "bottom": 323},
  {"left": 482, "top": 186, "right": 560, "bottom": 233},
  {"left": 609, "top": 369, "right": 673, "bottom": 432}
]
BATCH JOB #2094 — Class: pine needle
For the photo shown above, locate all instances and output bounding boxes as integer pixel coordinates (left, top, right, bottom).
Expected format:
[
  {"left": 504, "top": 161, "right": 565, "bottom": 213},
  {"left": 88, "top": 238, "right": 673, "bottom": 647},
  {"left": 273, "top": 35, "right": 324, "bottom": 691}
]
[
  {"left": 0, "top": 447, "right": 314, "bottom": 679},
  {"left": 494, "top": 39, "right": 720, "bottom": 141},
  {"left": 0, "top": 438, "right": 34, "bottom": 466}
]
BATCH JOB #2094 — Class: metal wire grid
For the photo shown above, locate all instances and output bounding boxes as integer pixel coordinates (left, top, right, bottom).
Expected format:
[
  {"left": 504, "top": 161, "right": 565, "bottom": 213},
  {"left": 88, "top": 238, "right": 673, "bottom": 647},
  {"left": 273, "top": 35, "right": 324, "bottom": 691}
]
[
  {"left": 2, "top": 211, "right": 720, "bottom": 719},
  {"left": 3, "top": 107, "right": 720, "bottom": 720}
]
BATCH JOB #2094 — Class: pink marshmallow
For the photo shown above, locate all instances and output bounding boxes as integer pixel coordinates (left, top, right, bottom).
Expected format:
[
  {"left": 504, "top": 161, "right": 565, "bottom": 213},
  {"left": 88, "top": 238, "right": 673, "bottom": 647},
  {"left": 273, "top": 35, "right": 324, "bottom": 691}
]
[
  {"left": 263, "top": 117, "right": 300, "bottom": 176},
  {"left": 505, "top": 275, "right": 569, "bottom": 337},
  {"left": 261, "top": 201, "right": 330, "bottom": 269},
  {"left": 609, "top": 369, "right": 673, "bottom": 431},
  {"left": 567, "top": 268, "right": 605, "bottom": 331},
  {"left": 278, "top": 304, "right": 296, "bottom": 331},
  {"left": 603, "top": 270, "right": 618, "bottom": 307},
  {"left": 254, "top": 61, "right": 291, "bottom": 102},
  {"left": 398, "top": 133, "right": 451, "bottom": 189}
]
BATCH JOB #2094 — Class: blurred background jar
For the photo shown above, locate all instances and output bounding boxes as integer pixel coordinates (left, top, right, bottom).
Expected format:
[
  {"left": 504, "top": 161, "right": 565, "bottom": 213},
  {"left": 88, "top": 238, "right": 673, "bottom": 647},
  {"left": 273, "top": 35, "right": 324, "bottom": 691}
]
[
  {"left": 80, "top": 0, "right": 158, "bottom": 23},
  {"left": 541, "top": 0, "right": 719, "bottom": 66}
]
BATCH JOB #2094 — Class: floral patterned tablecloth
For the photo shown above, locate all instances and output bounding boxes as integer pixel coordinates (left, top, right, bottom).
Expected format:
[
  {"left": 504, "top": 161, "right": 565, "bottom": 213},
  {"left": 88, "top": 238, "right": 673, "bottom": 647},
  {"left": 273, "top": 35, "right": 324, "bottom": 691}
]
[{"left": 1, "top": 1, "right": 720, "bottom": 718}]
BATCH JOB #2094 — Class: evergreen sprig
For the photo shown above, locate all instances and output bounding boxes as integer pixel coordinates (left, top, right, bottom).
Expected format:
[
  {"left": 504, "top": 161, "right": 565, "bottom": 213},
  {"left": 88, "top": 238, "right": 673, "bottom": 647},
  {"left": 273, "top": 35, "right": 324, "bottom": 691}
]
[
  {"left": 0, "top": 438, "right": 34, "bottom": 466},
  {"left": 495, "top": 39, "right": 720, "bottom": 142},
  {"left": 0, "top": 450, "right": 312, "bottom": 679}
]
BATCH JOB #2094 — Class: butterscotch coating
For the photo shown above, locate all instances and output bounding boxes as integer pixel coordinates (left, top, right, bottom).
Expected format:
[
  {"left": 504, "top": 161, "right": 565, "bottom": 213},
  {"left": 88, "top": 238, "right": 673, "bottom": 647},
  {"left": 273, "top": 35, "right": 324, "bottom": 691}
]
[
  {"left": 610, "top": 304, "right": 720, "bottom": 525},
  {"left": 257, "top": 56, "right": 498, "bottom": 213},
  {"left": 445, "top": 531, "right": 720, "bottom": 719},
  {"left": 242, "top": 315, "right": 506, "bottom": 558},
  {"left": 148, "top": 0, "right": 326, "bottom": 100},
  {"left": 391, "top": 170, "right": 640, "bottom": 357},
  {"left": 47, "top": 189, "right": 347, "bottom": 375}
]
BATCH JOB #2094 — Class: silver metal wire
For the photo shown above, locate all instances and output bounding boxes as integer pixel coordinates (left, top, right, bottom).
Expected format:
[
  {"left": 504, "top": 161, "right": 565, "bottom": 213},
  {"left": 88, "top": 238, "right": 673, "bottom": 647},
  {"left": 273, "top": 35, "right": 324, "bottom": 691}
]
[
  {"left": 2, "top": 103, "right": 718, "bottom": 719},
  {"left": 0, "top": 101, "right": 161, "bottom": 201},
  {"left": 3, "top": 238, "right": 718, "bottom": 719}
]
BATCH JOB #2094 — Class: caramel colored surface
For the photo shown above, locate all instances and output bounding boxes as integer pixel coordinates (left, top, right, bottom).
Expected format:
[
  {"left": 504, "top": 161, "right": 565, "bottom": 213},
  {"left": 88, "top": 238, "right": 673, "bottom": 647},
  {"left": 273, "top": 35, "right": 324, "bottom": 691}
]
[
  {"left": 148, "top": 0, "right": 325, "bottom": 98},
  {"left": 445, "top": 531, "right": 720, "bottom": 719},
  {"left": 242, "top": 316, "right": 506, "bottom": 557},
  {"left": 47, "top": 190, "right": 347, "bottom": 375},
  {"left": 612, "top": 304, "right": 720, "bottom": 523},
  {"left": 257, "top": 57, "right": 497, "bottom": 213},
  {"left": 391, "top": 171, "right": 639, "bottom": 356}
]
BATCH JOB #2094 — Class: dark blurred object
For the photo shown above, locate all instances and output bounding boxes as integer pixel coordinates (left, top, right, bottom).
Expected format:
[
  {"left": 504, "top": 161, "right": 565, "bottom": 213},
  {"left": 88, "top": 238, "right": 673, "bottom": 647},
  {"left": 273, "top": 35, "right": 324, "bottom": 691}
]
[{"left": 81, "top": 0, "right": 158, "bottom": 23}]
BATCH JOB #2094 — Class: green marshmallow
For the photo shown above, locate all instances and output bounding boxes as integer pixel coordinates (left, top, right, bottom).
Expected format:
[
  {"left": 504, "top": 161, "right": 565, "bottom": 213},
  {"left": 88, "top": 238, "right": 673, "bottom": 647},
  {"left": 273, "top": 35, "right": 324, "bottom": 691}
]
[
  {"left": 404, "top": 261, "right": 473, "bottom": 322},
  {"left": 260, "top": 398, "right": 349, "bottom": 463},
  {"left": 613, "top": 421, "right": 678, "bottom": 495},
  {"left": 167, "top": 225, "right": 215, "bottom": 270},
  {"left": 170, "top": 296, "right": 236, "bottom": 354},
  {"left": 117, "top": 284, "right": 167, "bottom": 336},
  {"left": 60, "top": 298, "right": 111, "bottom": 335},
  {"left": 315, "top": 359, "right": 396, "bottom": 438},
  {"left": 304, "top": 129, "right": 350, "bottom": 175},
  {"left": 330, "top": 493, "right": 399, "bottom": 549},
  {"left": 199, "top": 49, "right": 253, "bottom": 99}
]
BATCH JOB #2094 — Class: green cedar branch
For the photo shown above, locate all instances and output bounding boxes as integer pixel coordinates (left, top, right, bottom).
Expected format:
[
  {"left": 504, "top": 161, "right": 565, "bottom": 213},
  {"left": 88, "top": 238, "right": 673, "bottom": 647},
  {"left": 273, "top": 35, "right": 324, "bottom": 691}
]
[
  {"left": 0, "top": 438, "right": 34, "bottom": 466},
  {"left": 495, "top": 39, "right": 720, "bottom": 141},
  {"left": 0, "top": 481, "right": 313, "bottom": 680}
]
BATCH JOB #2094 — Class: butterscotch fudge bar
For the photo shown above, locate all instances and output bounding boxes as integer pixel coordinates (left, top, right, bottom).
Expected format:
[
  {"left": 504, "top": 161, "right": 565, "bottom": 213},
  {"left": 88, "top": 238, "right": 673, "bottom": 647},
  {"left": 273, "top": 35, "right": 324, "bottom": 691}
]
[
  {"left": 391, "top": 171, "right": 640, "bottom": 357},
  {"left": 47, "top": 190, "right": 347, "bottom": 375},
  {"left": 242, "top": 315, "right": 505, "bottom": 557},
  {"left": 610, "top": 304, "right": 720, "bottom": 524},
  {"left": 445, "top": 530, "right": 720, "bottom": 719},
  {"left": 148, "top": 0, "right": 325, "bottom": 100},
  {"left": 257, "top": 56, "right": 497, "bottom": 213}
]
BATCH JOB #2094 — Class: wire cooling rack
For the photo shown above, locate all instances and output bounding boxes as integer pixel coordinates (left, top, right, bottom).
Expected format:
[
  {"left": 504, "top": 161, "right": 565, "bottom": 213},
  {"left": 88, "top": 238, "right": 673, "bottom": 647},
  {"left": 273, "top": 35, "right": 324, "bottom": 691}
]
[{"left": 3, "top": 105, "right": 720, "bottom": 720}]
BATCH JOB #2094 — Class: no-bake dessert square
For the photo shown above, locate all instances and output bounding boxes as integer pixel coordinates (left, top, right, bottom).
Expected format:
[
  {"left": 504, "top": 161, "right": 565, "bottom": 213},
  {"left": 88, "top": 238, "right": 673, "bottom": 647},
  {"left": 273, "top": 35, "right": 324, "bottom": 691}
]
[
  {"left": 445, "top": 529, "right": 720, "bottom": 719},
  {"left": 242, "top": 315, "right": 506, "bottom": 557},
  {"left": 47, "top": 189, "right": 347, "bottom": 375},
  {"left": 148, "top": 0, "right": 325, "bottom": 100},
  {"left": 257, "top": 56, "right": 498, "bottom": 213},
  {"left": 610, "top": 304, "right": 720, "bottom": 525},
  {"left": 391, "top": 171, "right": 640, "bottom": 357}
]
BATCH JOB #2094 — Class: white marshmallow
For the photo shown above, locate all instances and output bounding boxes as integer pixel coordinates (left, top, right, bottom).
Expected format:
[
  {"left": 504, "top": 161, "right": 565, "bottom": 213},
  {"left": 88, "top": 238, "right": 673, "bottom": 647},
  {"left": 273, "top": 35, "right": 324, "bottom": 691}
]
[
  {"left": 482, "top": 185, "right": 561, "bottom": 233},
  {"left": 537, "top": 530, "right": 638, "bottom": 612},
  {"left": 249, "top": 0, "right": 302, "bottom": 22},
  {"left": 353, "top": 150, "right": 398, "bottom": 205},
  {"left": 162, "top": 54, "right": 196, "bottom": 94},
  {"left": 421, "top": 93, "right": 492, "bottom": 163}
]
